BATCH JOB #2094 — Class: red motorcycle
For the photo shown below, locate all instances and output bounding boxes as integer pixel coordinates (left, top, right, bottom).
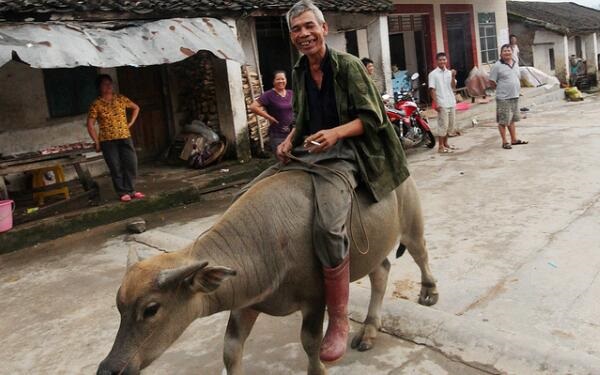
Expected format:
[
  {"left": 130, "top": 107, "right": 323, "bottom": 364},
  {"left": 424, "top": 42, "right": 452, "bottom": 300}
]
[{"left": 384, "top": 74, "right": 435, "bottom": 149}]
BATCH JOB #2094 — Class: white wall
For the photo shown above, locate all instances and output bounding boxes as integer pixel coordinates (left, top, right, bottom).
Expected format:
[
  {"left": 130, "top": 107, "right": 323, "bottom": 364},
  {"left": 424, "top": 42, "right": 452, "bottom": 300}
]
[
  {"left": 532, "top": 43, "right": 555, "bottom": 74},
  {"left": 393, "top": 0, "right": 509, "bottom": 68},
  {"left": 533, "top": 29, "right": 570, "bottom": 82},
  {"left": 402, "top": 31, "right": 419, "bottom": 74},
  {"left": 357, "top": 29, "right": 369, "bottom": 58}
]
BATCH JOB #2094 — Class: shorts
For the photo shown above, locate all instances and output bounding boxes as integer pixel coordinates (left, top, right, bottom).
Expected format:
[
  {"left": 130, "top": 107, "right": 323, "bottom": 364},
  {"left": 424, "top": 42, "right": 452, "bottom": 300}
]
[
  {"left": 496, "top": 98, "right": 520, "bottom": 126},
  {"left": 436, "top": 107, "right": 456, "bottom": 136}
]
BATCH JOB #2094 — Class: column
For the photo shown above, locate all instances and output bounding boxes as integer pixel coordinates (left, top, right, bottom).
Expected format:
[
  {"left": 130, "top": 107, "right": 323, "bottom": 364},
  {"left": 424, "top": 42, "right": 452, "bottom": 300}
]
[
  {"left": 584, "top": 33, "right": 598, "bottom": 77},
  {"left": 213, "top": 57, "right": 251, "bottom": 161},
  {"left": 367, "top": 15, "right": 392, "bottom": 94}
]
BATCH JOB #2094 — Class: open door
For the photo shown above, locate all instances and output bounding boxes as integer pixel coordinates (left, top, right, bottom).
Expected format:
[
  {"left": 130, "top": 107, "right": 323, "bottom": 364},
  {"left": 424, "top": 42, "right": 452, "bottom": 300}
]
[
  {"left": 446, "top": 14, "right": 474, "bottom": 87},
  {"left": 117, "top": 66, "right": 170, "bottom": 160}
]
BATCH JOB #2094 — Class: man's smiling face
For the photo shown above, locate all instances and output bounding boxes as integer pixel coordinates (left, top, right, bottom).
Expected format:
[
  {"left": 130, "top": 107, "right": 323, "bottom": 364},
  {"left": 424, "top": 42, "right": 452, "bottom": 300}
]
[{"left": 289, "top": 10, "right": 328, "bottom": 57}]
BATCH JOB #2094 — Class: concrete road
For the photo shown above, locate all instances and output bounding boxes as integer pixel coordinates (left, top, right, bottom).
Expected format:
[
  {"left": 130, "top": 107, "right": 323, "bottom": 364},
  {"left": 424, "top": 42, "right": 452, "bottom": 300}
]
[{"left": 2, "top": 95, "right": 600, "bottom": 374}]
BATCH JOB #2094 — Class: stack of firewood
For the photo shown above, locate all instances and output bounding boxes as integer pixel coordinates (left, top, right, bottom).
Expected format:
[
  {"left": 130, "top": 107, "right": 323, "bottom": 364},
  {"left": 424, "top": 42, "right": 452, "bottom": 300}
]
[
  {"left": 173, "top": 51, "right": 220, "bottom": 133},
  {"left": 242, "top": 65, "right": 270, "bottom": 151}
]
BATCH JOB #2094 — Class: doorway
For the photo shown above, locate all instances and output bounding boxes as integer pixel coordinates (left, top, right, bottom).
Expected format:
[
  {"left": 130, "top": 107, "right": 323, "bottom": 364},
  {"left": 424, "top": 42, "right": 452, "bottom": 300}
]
[
  {"left": 445, "top": 13, "right": 474, "bottom": 87},
  {"left": 255, "top": 17, "right": 298, "bottom": 90},
  {"left": 117, "top": 66, "right": 170, "bottom": 160}
]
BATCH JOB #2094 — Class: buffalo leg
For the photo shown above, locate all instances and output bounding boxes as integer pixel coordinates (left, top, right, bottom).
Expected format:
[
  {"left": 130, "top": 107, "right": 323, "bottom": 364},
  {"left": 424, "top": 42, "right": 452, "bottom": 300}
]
[
  {"left": 223, "top": 308, "right": 259, "bottom": 375},
  {"left": 405, "top": 237, "right": 439, "bottom": 306},
  {"left": 351, "top": 258, "right": 390, "bottom": 351},
  {"left": 301, "top": 303, "right": 326, "bottom": 375}
]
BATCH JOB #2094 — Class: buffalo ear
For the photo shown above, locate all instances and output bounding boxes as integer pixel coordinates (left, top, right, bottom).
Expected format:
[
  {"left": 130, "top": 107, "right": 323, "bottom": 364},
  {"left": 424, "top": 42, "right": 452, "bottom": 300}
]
[
  {"left": 188, "top": 265, "right": 237, "bottom": 293},
  {"left": 157, "top": 261, "right": 236, "bottom": 293}
]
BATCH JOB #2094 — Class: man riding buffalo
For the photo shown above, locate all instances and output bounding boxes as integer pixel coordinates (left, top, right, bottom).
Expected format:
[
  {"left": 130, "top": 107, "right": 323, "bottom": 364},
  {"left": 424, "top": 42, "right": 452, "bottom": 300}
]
[{"left": 242, "top": 0, "right": 410, "bottom": 362}]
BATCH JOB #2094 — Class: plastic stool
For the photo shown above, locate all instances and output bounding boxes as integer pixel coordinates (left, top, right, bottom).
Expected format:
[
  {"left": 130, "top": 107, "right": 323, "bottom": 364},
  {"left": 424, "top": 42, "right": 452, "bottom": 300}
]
[{"left": 32, "top": 165, "right": 70, "bottom": 206}]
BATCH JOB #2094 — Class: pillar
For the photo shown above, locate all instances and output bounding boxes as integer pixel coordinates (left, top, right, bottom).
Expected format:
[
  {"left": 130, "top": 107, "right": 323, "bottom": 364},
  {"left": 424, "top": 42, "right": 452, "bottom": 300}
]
[
  {"left": 367, "top": 16, "right": 392, "bottom": 94},
  {"left": 213, "top": 57, "right": 251, "bottom": 161},
  {"left": 584, "top": 33, "right": 598, "bottom": 78}
]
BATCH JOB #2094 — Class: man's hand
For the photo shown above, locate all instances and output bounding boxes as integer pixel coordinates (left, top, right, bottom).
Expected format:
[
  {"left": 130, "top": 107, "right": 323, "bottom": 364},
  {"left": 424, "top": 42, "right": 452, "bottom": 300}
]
[
  {"left": 451, "top": 69, "right": 457, "bottom": 77},
  {"left": 95, "top": 142, "right": 101, "bottom": 153},
  {"left": 304, "top": 129, "right": 340, "bottom": 153},
  {"left": 276, "top": 139, "right": 293, "bottom": 164},
  {"left": 269, "top": 116, "right": 280, "bottom": 125}
]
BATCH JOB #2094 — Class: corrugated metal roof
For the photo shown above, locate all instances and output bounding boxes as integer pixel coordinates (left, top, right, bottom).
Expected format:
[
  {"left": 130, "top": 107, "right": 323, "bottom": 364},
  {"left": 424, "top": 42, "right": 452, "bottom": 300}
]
[{"left": 0, "top": 17, "right": 245, "bottom": 68}]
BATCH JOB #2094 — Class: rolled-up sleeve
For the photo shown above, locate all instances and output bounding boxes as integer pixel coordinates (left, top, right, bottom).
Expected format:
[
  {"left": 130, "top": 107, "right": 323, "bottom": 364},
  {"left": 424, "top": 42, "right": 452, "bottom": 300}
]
[{"left": 347, "top": 60, "right": 386, "bottom": 132}]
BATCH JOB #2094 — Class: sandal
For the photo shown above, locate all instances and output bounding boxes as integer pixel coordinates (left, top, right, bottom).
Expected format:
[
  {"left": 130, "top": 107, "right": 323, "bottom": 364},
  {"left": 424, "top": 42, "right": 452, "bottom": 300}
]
[
  {"left": 446, "top": 145, "right": 459, "bottom": 150},
  {"left": 131, "top": 192, "right": 145, "bottom": 199},
  {"left": 502, "top": 143, "right": 512, "bottom": 149},
  {"left": 438, "top": 148, "right": 454, "bottom": 154},
  {"left": 511, "top": 140, "right": 529, "bottom": 145},
  {"left": 120, "top": 194, "right": 132, "bottom": 202}
]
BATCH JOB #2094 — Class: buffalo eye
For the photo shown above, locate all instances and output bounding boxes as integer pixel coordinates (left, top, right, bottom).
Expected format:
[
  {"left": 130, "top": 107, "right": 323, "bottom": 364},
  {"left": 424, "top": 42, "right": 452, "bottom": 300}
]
[{"left": 143, "top": 302, "right": 160, "bottom": 319}]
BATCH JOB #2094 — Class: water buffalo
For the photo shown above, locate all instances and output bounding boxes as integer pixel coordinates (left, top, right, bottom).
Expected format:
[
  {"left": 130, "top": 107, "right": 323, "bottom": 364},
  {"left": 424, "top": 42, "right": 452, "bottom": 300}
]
[{"left": 97, "top": 171, "right": 438, "bottom": 375}]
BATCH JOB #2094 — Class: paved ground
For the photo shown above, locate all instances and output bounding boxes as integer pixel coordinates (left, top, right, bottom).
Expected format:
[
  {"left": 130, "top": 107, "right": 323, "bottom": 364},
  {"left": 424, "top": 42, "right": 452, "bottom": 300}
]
[{"left": 2, "top": 95, "right": 600, "bottom": 374}]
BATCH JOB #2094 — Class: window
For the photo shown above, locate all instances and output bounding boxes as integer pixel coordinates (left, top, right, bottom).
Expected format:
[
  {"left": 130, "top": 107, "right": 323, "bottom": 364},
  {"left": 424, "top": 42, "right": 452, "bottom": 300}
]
[
  {"left": 478, "top": 13, "right": 498, "bottom": 64},
  {"left": 43, "top": 67, "right": 98, "bottom": 118},
  {"left": 549, "top": 48, "right": 556, "bottom": 70}
]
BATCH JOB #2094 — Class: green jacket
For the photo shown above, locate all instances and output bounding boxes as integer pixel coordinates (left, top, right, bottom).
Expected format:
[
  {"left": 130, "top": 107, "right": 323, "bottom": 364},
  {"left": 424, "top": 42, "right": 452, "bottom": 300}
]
[{"left": 291, "top": 48, "right": 410, "bottom": 202}]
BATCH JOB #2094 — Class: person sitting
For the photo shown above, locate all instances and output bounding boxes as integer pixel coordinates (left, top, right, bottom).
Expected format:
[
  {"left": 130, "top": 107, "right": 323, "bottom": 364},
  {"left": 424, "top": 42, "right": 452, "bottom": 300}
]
[{"left": 239, "top": 0, "right": 410, "bottom": 363}]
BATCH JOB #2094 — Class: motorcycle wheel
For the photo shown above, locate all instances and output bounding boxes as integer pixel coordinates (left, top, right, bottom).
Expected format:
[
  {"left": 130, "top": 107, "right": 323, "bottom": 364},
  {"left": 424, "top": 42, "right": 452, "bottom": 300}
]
[{"left": 425, "top": 130, "right": 436, "bottom": 148}]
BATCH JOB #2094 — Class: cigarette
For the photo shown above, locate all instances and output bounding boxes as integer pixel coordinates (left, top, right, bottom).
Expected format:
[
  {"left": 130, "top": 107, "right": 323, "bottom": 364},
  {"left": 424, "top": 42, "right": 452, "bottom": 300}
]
[{"left": 309, "top": 140, "right": 321, "bottom": 146}]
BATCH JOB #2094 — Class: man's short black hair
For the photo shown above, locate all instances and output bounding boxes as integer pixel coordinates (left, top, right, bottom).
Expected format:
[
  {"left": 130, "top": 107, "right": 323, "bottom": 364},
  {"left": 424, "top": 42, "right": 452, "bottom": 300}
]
[
  {"left": 510, "top": 34, "right": 517, "bottom": 40},
  {"left": 361, "top": 57, "right": 374, "bottom": 66},
  {"left": 500, "top": 43, "right": 512, "bottom": 52},
  {"left": 436, "top": 52, "right": 447, "bottom": 60},
  {"left": 95, "top": 74, "right": 113, "bottom": 90}
]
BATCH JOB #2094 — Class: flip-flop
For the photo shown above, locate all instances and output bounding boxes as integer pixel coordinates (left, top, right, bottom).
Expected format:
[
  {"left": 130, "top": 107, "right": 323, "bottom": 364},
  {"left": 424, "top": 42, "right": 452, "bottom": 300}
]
[
  {"left": 502, "top": 143, "right": 512, "bottom": 149},
  {"left": 511, "top": 140, "right": 529, "bottom": 145},
  {"left": 438, "top": 148, "right": 454, "bottom": 154},
  {"left": 446, "top": 145, "right": 459, "bottom": 150}
]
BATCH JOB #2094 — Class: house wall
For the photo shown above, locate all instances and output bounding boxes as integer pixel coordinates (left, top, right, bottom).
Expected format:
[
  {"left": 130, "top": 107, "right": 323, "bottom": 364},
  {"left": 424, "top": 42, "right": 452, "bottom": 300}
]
[
  {"left": 393, "top": 0, "right": 509, "bottom": 70},
  {"left": 533, "top": 29, "right": 570, "bottom": 82},
  {"left": 403, "top": 31, "right": 419, "bottom": 74},
  {"left": 357, "top": 29, "right": 370, "bottom": 57},
  {"left": 0, "top": 62, "right": 119, "bottom": 155},
  {"left": 0, "top": 62, "right": 114, "bottom": 189},
  {"left": 508, "top": 19, "right": 535, "bottom": 66}
]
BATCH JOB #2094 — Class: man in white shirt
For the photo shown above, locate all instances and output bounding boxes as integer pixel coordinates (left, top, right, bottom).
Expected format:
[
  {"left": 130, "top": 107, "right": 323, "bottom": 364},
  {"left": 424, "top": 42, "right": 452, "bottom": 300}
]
[
  {"left": 510, "top": 34, "right": 520, "bottom": 64},
  {"left": 428, "top": 52, "right": 457, "bottom": 153}
]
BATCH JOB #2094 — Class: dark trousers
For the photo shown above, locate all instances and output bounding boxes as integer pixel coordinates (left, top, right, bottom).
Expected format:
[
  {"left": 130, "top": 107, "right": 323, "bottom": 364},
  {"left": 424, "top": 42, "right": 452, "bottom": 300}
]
[{"left": 100, "top": 138, "right": 138, "bottom": 196}]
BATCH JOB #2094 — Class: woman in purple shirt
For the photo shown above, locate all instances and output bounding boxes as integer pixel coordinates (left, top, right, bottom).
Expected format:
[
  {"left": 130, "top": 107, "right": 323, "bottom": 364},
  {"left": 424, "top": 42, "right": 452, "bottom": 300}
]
[{"left": 249, "top": 70, "right": 294, "bottom": 152}]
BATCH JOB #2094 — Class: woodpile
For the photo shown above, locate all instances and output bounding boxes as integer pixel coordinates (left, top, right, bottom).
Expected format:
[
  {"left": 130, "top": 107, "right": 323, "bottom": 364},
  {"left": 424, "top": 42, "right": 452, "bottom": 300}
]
[
  {"left": 172, "top": 51, "right": 220, "bottom": 133},
  {"left": 242, "top": 65, "right": 270, "bottom": 152}
]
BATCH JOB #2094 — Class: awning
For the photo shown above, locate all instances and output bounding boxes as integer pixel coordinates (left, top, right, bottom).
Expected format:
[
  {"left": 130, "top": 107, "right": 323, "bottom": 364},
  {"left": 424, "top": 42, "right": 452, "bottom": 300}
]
[{"left": 0, "top": 17, "right": 246, "bottom": 68}]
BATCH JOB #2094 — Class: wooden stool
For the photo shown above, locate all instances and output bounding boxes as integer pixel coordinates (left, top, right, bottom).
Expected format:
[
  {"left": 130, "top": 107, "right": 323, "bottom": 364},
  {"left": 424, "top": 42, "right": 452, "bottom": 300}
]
[{"left": 32, "top": 165, "right": 70, "bottom": 206}]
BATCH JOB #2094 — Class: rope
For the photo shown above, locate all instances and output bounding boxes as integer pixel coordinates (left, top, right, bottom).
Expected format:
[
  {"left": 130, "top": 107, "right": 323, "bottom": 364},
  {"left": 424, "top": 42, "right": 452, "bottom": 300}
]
[{"left": 284, "top": 153, "right": 370, "bottom": 255}]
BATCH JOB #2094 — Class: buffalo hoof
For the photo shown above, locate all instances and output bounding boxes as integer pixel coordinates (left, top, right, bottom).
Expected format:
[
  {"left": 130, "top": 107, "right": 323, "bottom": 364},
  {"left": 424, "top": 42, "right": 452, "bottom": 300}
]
[
  {"left": 308, "top": 363, "right": 326, "bottom": 375},
  {"left": 418, "top": 284, "right": 439, "bottom": 306},
  {"left": 350, "top": 327, "right": 375, "bottom": 352}
]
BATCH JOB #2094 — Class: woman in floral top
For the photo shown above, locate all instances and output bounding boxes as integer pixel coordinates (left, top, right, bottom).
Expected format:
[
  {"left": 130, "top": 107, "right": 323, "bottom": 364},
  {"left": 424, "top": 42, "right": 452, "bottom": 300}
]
[{"left": 87, "top": 74, "right": 143, "bottom": 202}]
